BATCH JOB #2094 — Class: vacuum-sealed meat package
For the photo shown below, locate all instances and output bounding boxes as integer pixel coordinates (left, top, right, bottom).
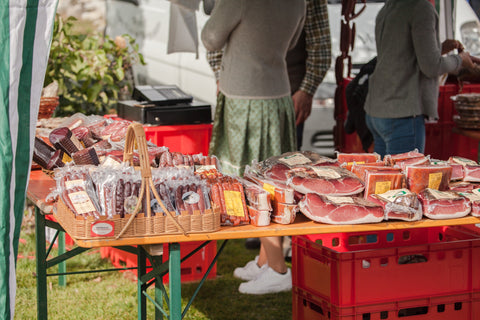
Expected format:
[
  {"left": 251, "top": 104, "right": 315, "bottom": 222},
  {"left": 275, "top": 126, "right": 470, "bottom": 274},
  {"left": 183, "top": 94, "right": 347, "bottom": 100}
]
[
  {"left": 363, "top": 169, "right": 405, "bottom": 198},
  {"left": 405, "top": 164, "right": 452, "bottom": 194},
  {"left": 286, "top": 166, "right": 365, "bottom": 196},
  {"left": 368, "top": 188, "right": 422, "bottom": 221},
  {"left": 298, "top": 193, "right": 384, "bottom": 224},
  {"left": 336, "top": 152, "right": 381, "bottom": 171},
  {"left": 418, "top": 188, "right": 471, "bottom": 219}
]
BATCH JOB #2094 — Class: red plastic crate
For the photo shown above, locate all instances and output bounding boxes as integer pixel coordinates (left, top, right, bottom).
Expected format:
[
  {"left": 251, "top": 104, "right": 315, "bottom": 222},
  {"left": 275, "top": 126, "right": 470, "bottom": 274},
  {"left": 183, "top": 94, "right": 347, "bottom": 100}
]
[
  {"left": 45, "top": 214, "right": 75, "bottom": 246},
  {"left": 293, "top": 287, "right": 480, "bottom": 320},
  {"left": 292, "top": 226, "right": 480, "bottom": 308},
  {"left": 105, "top": 241, "right": 217, "bottom": 283},
  {"left": 162, "top": 241, "right": 217, "bottom": 284},
  {"left": 144, "top": 124, "right": 212, "bottom": 155},
  {"left": 438, "top": 83, "right": 459, "bottom": 124}
]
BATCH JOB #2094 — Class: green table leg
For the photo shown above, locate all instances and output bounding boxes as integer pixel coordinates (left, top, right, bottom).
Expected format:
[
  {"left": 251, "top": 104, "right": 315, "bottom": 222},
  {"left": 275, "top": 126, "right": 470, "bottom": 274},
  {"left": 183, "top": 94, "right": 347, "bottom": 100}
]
[
  {"left": 169, "top": 243, "right": 181, "bottom": 320},
  {"left": 35, "top": 207, "right": 48, "bottom": 319},
  {"left": 153, "top": 255, "right": 164, "bottom": 320},
  {"left": 138, "top": 246, "right": 147, "bottom": 320},
  {"left": 58, "top": 232, "right": 66, "bottom": 287}
]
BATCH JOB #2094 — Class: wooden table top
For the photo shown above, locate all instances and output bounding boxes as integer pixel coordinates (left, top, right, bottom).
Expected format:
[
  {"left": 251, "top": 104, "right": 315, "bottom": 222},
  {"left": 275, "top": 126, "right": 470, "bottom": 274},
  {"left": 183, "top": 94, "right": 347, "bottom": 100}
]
[{"left": 27, "top": 170, "right": 480, "bottom": 248}]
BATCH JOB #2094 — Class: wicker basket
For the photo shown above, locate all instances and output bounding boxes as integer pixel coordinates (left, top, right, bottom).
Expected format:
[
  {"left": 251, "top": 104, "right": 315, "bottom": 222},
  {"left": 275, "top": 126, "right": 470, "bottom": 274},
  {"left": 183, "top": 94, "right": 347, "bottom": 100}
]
[
  {"left": 53, "top": 122, "right": 221, "bottom": 241},
  {"left": 37, "top": 96, "right": 59, "bottom": 119}
]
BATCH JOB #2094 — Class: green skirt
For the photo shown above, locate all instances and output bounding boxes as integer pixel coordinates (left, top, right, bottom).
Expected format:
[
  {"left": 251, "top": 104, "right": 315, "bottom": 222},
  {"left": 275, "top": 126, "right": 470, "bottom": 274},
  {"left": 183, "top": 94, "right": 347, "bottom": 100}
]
[{"left": 209, "top": 92, "right": 297, "bottom": 176}]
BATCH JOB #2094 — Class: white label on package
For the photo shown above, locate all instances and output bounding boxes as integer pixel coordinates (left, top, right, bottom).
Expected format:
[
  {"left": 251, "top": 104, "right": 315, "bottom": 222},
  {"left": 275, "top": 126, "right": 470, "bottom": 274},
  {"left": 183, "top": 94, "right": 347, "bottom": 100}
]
[
  {"left": 195, "top": 165, "right": 216, "bottom": 173},
  {"left": 312, "top": 167, "right": 341, "bottom": 179},
  {"left": 65, "top": 179, "right": 86, "bottom": 189},
  {"left": 459, "top": 192, "right": 480, "bottom": 201},
  {"left": 278, "top": 153, "right": 312, "bottom": 166},
  {"left": 428, "top": 189, "right": 458, "bottom": 200},
  {"left": 472, "top": 188, "right": 480, "bottom": 196},
  {"left": 376, "top": 188, "right": 411, "bottom": 203},
  {"left": 451, "top": 157, "right": 478, "bottom": 166},
  {"left": 325, "top": 196, "right": 354, "bottom": 204},
  {"left": 68, "top": 191, "right": 96, "bottom": 214}
]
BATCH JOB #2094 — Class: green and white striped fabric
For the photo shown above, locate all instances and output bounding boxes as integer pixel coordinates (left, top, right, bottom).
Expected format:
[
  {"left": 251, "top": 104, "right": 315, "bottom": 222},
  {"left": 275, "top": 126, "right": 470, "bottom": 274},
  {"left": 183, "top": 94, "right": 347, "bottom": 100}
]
[{"left": 0, "top": 1, "right": 57, "bottom": 318}]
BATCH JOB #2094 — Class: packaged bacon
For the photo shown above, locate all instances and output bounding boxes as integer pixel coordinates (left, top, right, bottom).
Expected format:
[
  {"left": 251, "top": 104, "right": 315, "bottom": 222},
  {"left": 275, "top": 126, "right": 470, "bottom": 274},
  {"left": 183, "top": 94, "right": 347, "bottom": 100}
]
[
  {"left": 336, "top": 152, "right": 381, "bottom": 171},
  {"left": 247, "top": 206, "right": 271, "bottom": 227},
  {"left": 405, "top": 164, "right": 452, "bottom": 194},
  {"left": 463, "top": 165, "right": 480, "bottom": 182},
  {"left": 456, "top": 190, "right": 480, "bottom": 217},
  {"left": 386, "top": 149, "right": 425, "bottom": 164},
  {"left": 271, "top": 201, "right": 297, "bottom": 224},
  {"left": 33, "top": 136, "right": 56, "bottom": 169},
  {"left": 418, "top": 188, "right": 471, "bottom": 219},
  {"left": 393, "top": 156, "right": 430, "bottom": 172},
  {"left": 253, "top": 151, "right": 338, "bottom": 183},
  {"left": 298, "top": 194, "right": 384, "bottom": 225},
  {"left": 49, "top": 127, "right": 85, "bottom": 157},
  {"left": 368, "top": 189, "right": 422, "bottom": 222},
  {"left": 431, "top": 159, "right": 464, "bottom": 181},
  {"left": 449, "top": 181, "right": 480, "bottom": 192},
  {"left": 350, "top": 162, "right": 391, "bottom": 180},
  {"left": 363, "top": 169, "right": 405, "bottom": 199},
  {"left": 54, "top": 165, "right": 101, "bottom": 219},
  {"left": 286, "top": 166, "right": 365, "bottom": 196},
  {"left": 237, "top": 177, "right": 272, "bottom": 211}
]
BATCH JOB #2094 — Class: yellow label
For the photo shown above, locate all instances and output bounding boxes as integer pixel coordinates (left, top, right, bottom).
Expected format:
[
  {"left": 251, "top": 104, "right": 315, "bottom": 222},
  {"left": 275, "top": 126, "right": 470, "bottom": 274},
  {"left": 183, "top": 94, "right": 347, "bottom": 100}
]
[
  {"left": 428, "top": 172, "right": 443, "bottom": 190},
  {"left": 375, "top": 181, "right": 392, "bottom": 194},
  {"left": 223, "top": 190, "right": 244, "bottom": 217},
  {"left": 62, "top": 153, "right": 72, "bottom": 163},
  {"left": 262, "top": 183, "right": 275, "bottom": 200},
  {"left": 348, "top": 161, "right": 365, "bottom": 166}
]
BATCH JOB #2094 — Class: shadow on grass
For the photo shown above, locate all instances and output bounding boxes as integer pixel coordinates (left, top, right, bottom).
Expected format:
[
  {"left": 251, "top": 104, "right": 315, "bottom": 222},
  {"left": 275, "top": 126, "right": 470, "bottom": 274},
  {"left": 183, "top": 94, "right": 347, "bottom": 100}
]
[{"left": 179, "top": 239, "right": 293, "bottom": 320}]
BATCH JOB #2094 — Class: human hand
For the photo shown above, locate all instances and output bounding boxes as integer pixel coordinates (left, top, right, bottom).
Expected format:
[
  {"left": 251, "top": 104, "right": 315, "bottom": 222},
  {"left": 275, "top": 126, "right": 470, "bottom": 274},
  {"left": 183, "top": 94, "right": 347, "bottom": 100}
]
[
  {"left": 459, "top": 51, "right": 475, "bottom": 69},
  {"left": 441, "top": 39, "right": 464, "bottom": 55},
  {"left": 292, "top": 90, "right": 313, "bottom": 126}
]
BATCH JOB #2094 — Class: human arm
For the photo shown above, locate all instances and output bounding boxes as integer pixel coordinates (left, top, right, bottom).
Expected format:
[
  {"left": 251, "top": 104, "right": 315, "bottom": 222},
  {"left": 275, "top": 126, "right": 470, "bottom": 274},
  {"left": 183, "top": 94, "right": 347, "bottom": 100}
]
[
  {"left": 294, "top": 0, "right": 332, "bottom": 125},
  {"left": 201, "top": 0, "right": 242, "bottom": 51},
  {"left": 411, "top": 2, "right": 462, "bottom": 77}
]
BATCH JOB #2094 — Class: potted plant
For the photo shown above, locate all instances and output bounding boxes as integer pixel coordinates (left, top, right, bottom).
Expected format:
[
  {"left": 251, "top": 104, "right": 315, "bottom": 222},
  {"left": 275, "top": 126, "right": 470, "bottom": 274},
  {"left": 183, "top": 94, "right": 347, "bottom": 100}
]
[{"left": 44, "top": 15, "right": 145, "bottom": 116}]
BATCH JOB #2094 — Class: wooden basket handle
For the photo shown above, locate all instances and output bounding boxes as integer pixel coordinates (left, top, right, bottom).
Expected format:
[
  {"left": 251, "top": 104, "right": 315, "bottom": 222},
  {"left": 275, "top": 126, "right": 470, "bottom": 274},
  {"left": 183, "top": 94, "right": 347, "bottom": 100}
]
[{"left": 116, "top": 122, "right": 188, "bottom": 239}]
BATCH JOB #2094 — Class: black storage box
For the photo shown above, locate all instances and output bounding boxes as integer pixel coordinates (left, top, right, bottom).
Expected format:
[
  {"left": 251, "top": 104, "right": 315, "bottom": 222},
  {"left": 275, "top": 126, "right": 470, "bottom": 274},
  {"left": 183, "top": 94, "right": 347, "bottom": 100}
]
[{"left": 117, "top": 100, "right": 212, "bottom": 126}]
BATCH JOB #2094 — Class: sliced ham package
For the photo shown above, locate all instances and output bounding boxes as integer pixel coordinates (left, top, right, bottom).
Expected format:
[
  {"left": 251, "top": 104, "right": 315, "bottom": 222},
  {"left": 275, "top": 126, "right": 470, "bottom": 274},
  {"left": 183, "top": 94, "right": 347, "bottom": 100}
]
[
  {"left": 336, "top": 152, "right": 381, "bottom": 171},
  {"left": 363, "top": 169, "right": 405, "bottom": 199},
  {"left": 368, "top": 189, "right": 422, "bottom": 222},
  {"left": 298, "top": 194, "right": 384, "bottom": 225},
  {"left": 286, "top": 166, "right": 365, "bottom": 196},
  {"left": 405, "top": 164, "right": 452, "bottom": 194},
  {"left": 431, "top": 159, "right": 463, "bottom": 181},
  {"left": 418, "top": 188, "right": 471, "bottom": 219},
  {"left": 253, "top": 151, "right": 338, "bottom": 183}
]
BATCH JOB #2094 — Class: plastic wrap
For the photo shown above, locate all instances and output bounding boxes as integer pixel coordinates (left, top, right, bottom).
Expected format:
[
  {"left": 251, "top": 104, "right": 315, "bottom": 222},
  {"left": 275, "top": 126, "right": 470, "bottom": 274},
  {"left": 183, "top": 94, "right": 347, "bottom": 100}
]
[
  {"left": 431, "top": 159, "right": 464, "bottom": 181},
  {"left": 33, "top": 136, "right": 55, "bottom": 169},
  {"left": 49, "top": 127, "right": 84, "bottom": 157},
  {"left": 418, "top": 188, "right": 471, "bottom": 219},
  {"left": 363, "top": 169, "right": 405, "bottom": 199},
  {"left": 237, "top": 177, "right": 272, "bottom": 211},
  {"left": 336, "top": 152, "right": 381, "bottom": 171},
  {"left": 209, "top": 177, "right": 249, "bottom": 226},
  {"left": 286, "top": 165, "right": 365, "bottom": 196},
  {"left": 298, "top": 194, "right": 384, "bottom": 225},
  {"left": 456, "top": 191, "right": 480, "bottom": 217},
  {"left": 271, "top": 201, "right": 297, "bottom": 224},
  {"left": 247, "top": 206, "right": 271, "bottom": 226},
  {"left": 350, "top": 161, "right": 391, "bottom": 180},
  {"left": 244, "top": 166, "right": 295, "bottom": 204},
  {"left": 72, "top": 147, "right": 100, "bottom": 166},
  {"left": 368, "top": 189, "right": 422, "bottom": 221},
  {"left": 405, "top": 164, "right": 452, "bottom": 194}
]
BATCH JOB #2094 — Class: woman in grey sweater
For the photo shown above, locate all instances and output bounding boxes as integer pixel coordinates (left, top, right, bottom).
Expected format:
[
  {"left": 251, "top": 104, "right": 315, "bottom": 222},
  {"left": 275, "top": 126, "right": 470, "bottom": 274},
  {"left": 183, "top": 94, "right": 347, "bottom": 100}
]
[
  {"left": 201, "top": 0, "right": 305, "bottom": 176},
  {"left": 364, "top": 0, "right": 473, "bottom": 158}
]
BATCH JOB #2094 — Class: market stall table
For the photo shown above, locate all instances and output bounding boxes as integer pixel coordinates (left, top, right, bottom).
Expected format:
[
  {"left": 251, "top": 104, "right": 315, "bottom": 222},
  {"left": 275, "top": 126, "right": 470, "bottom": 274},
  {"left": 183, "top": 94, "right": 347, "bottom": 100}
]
[{"left": 27, "top": 169, "right": 480, "bottom": 320}]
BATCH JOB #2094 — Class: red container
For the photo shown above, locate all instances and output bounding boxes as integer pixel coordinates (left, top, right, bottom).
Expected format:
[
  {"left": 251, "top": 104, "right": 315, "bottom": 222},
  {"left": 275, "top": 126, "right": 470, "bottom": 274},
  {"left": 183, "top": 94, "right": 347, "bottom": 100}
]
[
  {"left": 293, "top": 287, "right": 480, "bottom": 320},
  {"left": 144, "top": 124, "right": 212, "bottom": 155},
  {"left": 292, "top": 226, "right": 480, "bottom": 308},
  {"left": 104, "top": 241, "right": 217, "bottom": 283},
  {"left": 438, "top": 83, "right": 459, "bottom": 124},
  {"left": 45, "top": 214, "right": 75, "bottom": 246}
]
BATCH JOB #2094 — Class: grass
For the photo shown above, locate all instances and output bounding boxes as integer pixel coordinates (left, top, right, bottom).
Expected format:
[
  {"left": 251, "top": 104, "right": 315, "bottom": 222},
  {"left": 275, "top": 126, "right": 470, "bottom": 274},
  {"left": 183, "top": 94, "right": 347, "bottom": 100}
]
[{"left": 15, "top": 212, "right": 292, "bottom": 320}]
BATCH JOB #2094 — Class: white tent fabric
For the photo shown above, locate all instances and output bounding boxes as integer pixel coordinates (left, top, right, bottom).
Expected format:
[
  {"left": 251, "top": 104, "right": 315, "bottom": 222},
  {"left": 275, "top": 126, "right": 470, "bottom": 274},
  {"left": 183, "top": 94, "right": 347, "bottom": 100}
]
[{"left": 0, "top": 1, "right": 57, "bottom": 319}]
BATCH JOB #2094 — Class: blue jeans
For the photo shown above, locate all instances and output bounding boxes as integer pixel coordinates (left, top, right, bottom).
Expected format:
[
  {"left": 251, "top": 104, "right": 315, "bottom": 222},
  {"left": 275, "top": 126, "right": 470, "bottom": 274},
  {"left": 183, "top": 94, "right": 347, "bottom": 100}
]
[{"left": 365, "top": 114, "right": 425, "bottom": 158}]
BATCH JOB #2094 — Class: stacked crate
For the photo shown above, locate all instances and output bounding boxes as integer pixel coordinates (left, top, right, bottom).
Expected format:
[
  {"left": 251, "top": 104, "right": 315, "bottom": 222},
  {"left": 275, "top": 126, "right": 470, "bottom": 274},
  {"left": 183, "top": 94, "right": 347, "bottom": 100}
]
[{"left": 292, "top": 226, "right": 480, "bottom": 319}]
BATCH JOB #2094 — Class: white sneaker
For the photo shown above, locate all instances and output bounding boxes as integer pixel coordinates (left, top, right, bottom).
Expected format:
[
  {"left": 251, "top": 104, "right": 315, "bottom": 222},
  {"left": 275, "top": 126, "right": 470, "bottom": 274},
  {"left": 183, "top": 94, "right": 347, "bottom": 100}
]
[
  {"left": 233, "top": 256, "right": 267, "bottom": 281},
  {"left": 238, "top": 267, "right": 292, "bottom": 295}
]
